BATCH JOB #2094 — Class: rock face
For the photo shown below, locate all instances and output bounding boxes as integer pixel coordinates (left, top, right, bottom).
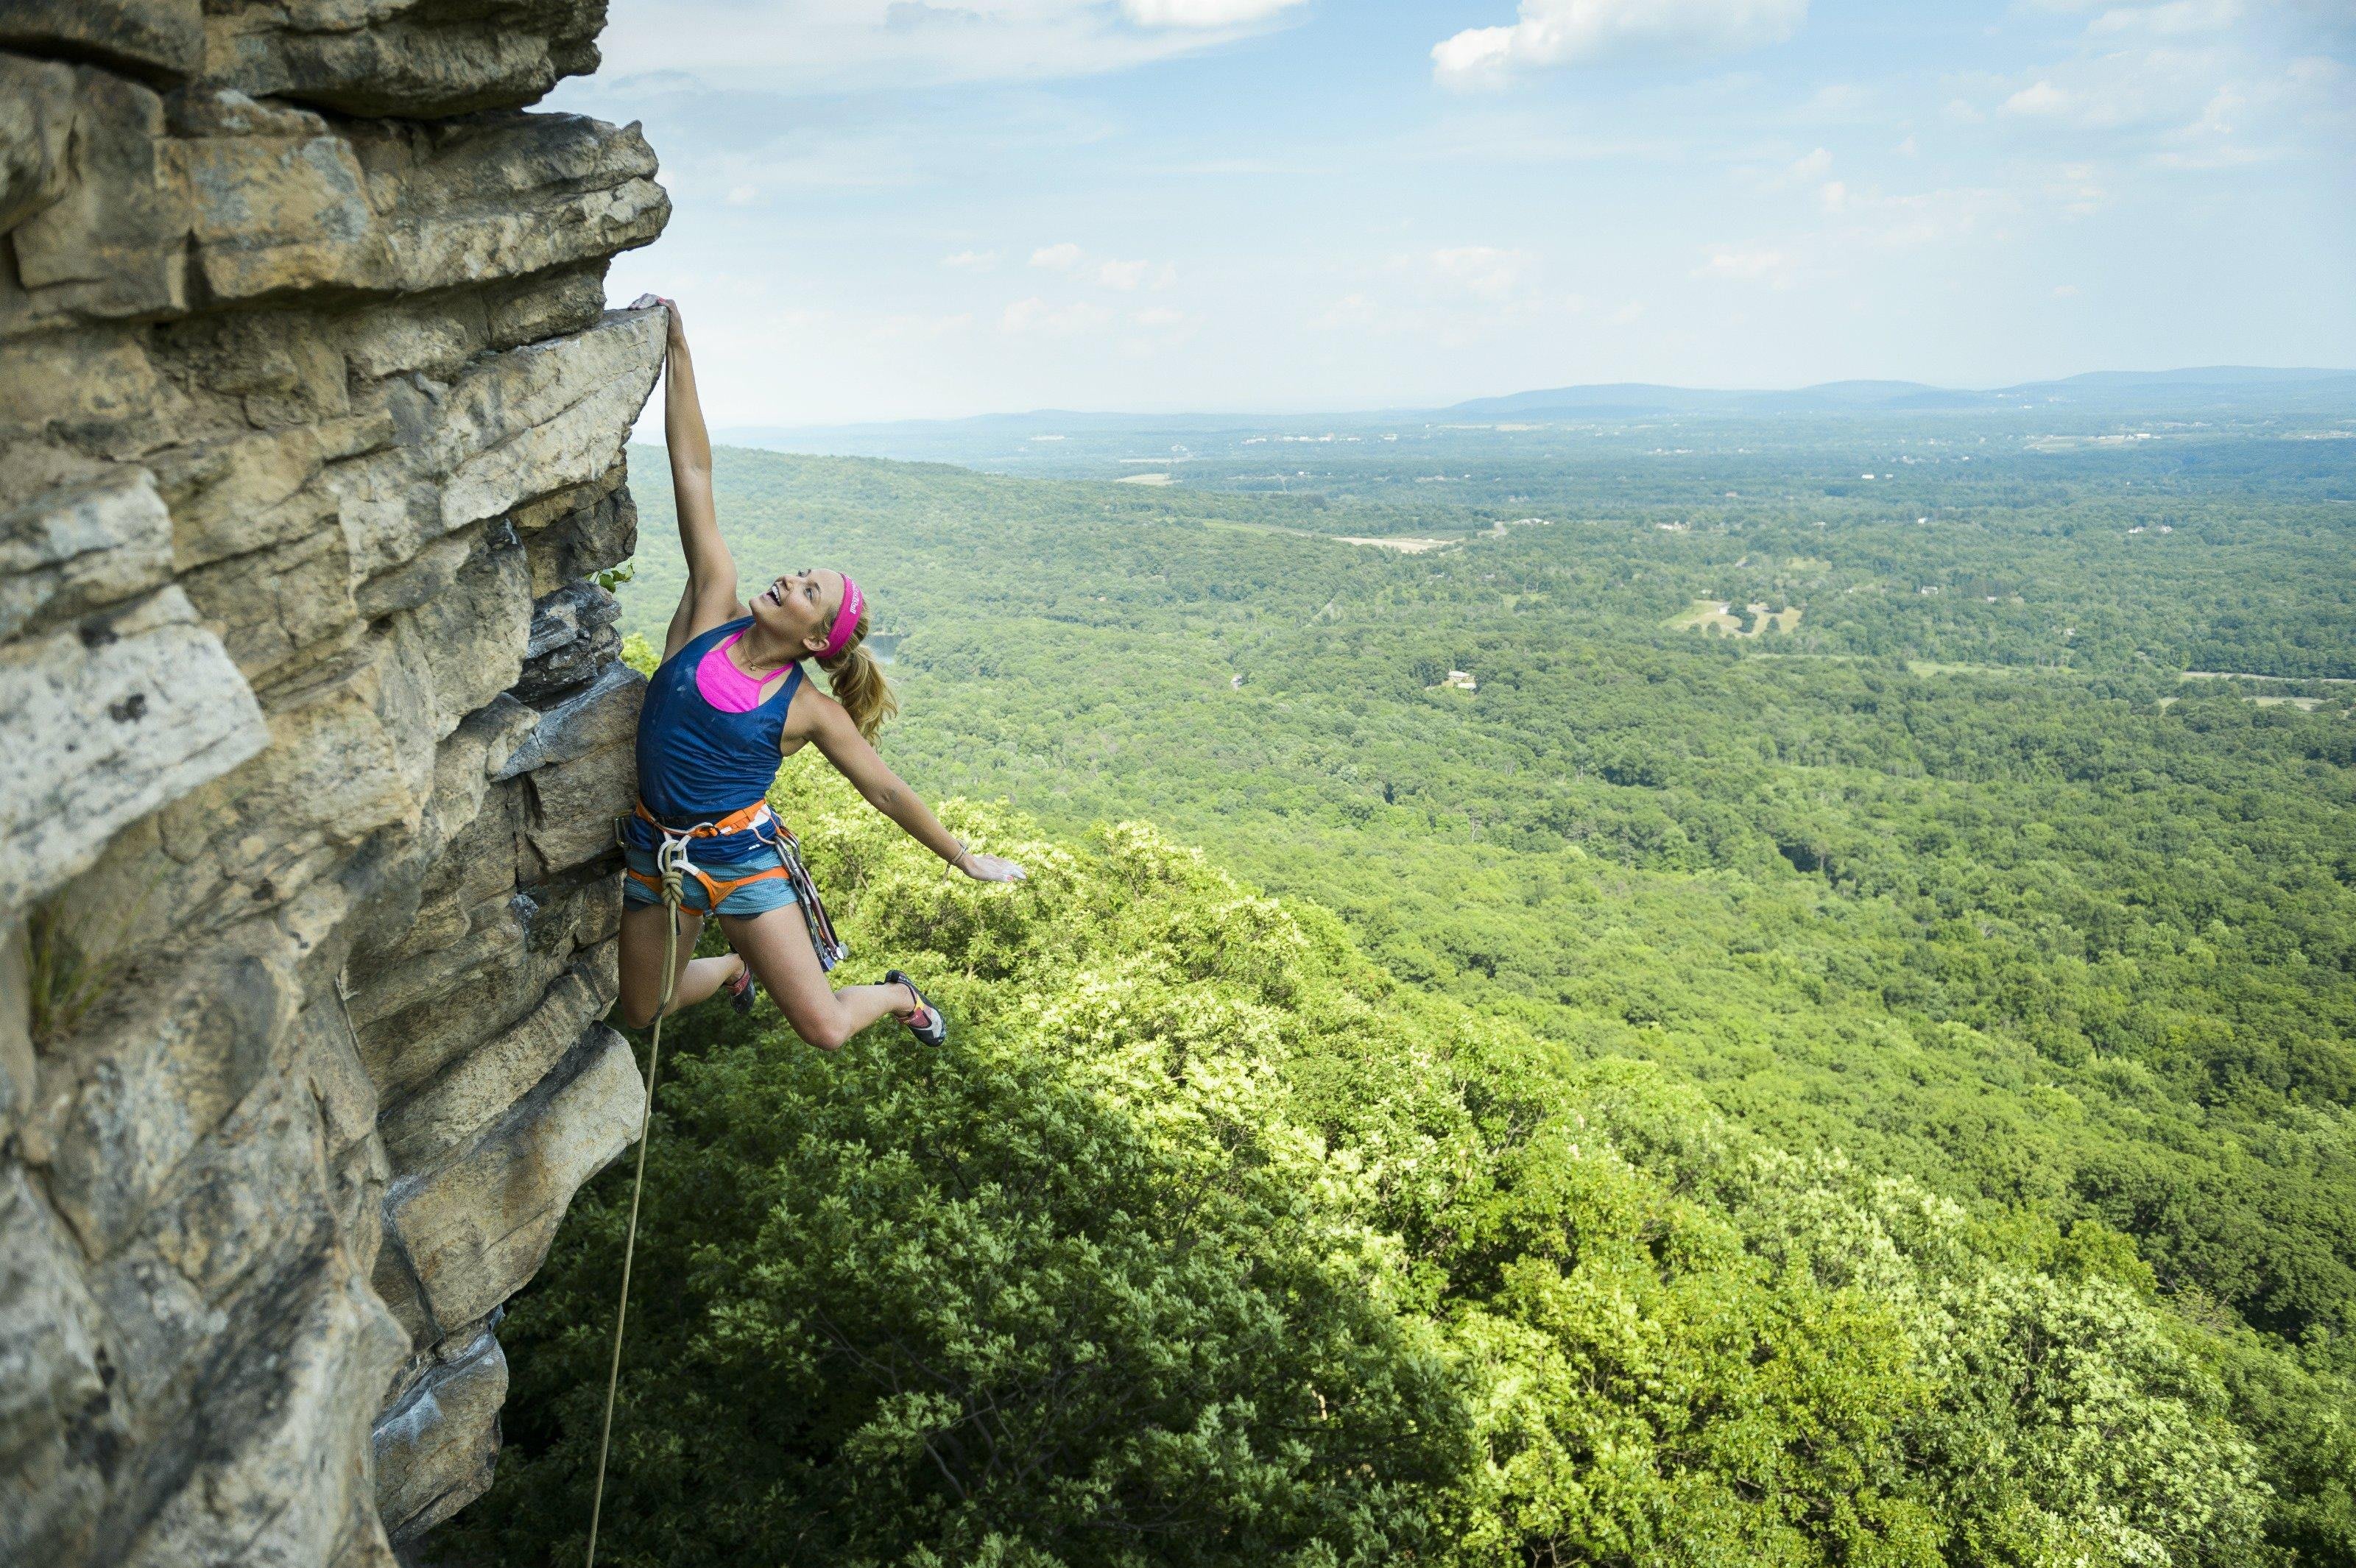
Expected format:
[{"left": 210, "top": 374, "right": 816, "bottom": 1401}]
[{"left": 0, "top": 4, "right": 668, "bottom": 1561}]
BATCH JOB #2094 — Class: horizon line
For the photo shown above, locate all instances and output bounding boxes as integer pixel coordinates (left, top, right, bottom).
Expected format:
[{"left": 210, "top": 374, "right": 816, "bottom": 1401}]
[{"left": 699, "top": 364, "right": 2356, "bottom": 434}]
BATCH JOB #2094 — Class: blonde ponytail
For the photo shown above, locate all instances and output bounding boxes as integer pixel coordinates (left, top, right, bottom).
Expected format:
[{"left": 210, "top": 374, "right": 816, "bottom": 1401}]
[{"left": 817, "top": 610, "right": 897, "bottom": 740}]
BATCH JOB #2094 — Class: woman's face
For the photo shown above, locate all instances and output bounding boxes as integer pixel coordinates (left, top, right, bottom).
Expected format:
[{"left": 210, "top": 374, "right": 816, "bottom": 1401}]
[{"left": 749, "top": 567, "right": 846, "bottom": 654}]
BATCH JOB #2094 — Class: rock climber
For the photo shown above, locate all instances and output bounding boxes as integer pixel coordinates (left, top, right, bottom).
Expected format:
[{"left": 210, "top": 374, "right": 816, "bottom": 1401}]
[{"left": 613, "top": 294, "right": 1025, "bottom": 1048}]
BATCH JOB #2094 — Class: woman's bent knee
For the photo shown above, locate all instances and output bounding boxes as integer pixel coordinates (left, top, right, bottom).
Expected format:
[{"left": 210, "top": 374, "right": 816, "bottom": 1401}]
[
  {"left": 794, "top": 1014, "right": 849, "bottom": 1052},
  {"left": 616, "top": 973, "right": 669, "bottom": 1031}
]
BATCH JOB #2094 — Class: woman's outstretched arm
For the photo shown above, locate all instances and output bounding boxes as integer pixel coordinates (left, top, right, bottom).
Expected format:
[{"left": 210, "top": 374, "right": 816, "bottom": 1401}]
[
  {"left": 802, "top": 698, "right": 1027, "bottom": 882},
  {"left": 638, "top": 297, "right": 742, "bottom": 660}
]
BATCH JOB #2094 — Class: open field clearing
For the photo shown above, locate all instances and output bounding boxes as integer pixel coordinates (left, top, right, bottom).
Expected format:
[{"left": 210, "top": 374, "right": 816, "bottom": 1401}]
[
  {"left": 1338, "top": 534, "right": 1456, "bottom": 553},
  {"left": 1670, "top": 599, "right": 1804, "bottom": 635},
  {"left": 2182, "top": 671, "right": 2356, "bottom": 685},
  {"left": 1905, "top": 660, "right": 2062, "bottom": 679}
]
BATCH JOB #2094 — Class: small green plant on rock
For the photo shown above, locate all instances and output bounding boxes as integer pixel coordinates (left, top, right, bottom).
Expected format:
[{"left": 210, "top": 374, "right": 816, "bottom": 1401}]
[
  {"left": 27, "top": 900, "right": 105, "bottom": 1045},
  {"left": 26, "top": 883, "right": 153, "bottom": 1046}
]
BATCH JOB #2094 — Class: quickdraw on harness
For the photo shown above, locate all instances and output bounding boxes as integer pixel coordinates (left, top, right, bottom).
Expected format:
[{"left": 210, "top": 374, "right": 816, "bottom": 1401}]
[{"left": 619, "top": 797, "right": 847, "bottom": 970}]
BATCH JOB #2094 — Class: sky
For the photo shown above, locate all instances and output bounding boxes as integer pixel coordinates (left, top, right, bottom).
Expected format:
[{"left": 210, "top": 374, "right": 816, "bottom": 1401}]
[{"left": 549, "top": 0, "right": 2356, "bottom": 425}]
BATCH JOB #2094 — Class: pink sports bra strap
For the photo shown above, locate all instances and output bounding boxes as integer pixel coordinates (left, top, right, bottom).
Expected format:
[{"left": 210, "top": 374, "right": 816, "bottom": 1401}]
[{"left": 696, "top": 630, "right": 778, "bottom": 713}]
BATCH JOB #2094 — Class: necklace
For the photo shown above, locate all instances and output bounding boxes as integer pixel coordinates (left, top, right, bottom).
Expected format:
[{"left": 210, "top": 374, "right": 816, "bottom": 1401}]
[{"left": 728, "top": 632, "right": 795, "bottom": 680}]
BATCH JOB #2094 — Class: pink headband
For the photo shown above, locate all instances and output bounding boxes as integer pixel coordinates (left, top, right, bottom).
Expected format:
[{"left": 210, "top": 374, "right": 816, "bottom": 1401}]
[{"left": 819, "top": 573, "right": 864, "bottom": 660}]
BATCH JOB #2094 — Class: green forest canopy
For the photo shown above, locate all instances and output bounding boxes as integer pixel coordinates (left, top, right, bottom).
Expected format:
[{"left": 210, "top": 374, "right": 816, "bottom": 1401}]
[{"left": 474, "top": 420, "right": 2355, "bottom": 1564}]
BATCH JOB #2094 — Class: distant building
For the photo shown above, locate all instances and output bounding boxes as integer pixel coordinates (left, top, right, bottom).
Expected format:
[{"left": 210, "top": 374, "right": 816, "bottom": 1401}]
[{"left": 1445, "top": 670, "right": 1478, "bottom": 691}]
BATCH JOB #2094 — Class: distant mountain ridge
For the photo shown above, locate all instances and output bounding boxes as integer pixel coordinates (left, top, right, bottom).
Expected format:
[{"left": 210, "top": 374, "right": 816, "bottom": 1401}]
[
  {"left": 1441, "top": 367, "right": 2356, "bottom": 419},
  {"left": 719, "top": 367, "right": 2355, "bottom": 448}
]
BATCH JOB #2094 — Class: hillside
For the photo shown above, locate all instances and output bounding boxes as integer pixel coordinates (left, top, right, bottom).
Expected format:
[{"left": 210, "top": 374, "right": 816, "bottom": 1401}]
[
  {"left": 582, "top": 436, "right": 2352, "bottom": 1555},
  {"left": 465, "top": 766, "right": 2290, "bottom": 1567}
]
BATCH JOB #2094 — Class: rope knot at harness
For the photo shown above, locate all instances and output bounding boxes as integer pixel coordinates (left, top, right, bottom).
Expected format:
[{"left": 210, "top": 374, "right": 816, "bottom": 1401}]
[{"left": 656, "top": 831, "right": 694, "bottom": 905}]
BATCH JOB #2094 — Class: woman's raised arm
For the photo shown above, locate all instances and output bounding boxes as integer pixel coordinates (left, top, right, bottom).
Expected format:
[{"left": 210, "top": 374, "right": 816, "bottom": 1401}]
[{"left": 638, "top": 297, "right": 742, "bottom": 657}]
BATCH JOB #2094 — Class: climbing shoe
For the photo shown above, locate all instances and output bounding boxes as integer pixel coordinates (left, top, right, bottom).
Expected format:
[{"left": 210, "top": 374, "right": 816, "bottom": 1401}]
[
  {"left": 886, "top": 969, "right": 946, "bottom": 1047},
  {"left": 724, "top": 956, "right": 758, "bottom": 1014}
]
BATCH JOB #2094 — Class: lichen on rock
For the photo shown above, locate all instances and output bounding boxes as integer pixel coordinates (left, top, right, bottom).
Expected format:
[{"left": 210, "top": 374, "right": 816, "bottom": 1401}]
[{"left": 0, "top": 2, "right": 671, "bottom": 1560}]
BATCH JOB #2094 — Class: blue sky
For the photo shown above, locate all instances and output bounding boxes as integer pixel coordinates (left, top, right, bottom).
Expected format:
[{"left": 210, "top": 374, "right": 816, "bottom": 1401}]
[{"left": 551, "top": 0, "right": 2356, "bottom": 424}]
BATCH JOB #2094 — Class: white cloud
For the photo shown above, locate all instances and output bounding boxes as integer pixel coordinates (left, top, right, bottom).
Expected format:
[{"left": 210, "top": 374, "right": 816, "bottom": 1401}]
[
  {"left": 725, "top": 183, "right": 761, "bottom": 205},
  {"left": 2001, "top": 48, "right": 2219, "bottom": 130},
  {"left": 1028, "top": 246, "right": 1174, "bottom": 289},
  {"left": 1431, "top": 245, "right": 1538, "bottom": 299},
  {"left": 1606, "top": 300, "right": 1647, "bottom": 325},
  {"left": 1433, "top": 0, "right": 1809, "bottom": 88},
  {"left": 1314, "top": 293, "right": 1383, "bottom": 331},
  {"left": 1844, "top": 184, "right": 2017, "bottom": 249},
  {"left": 1983, "top": 2, "right": 2351, "bottom": 159},
  {"left": 2003, "top": 80, "right": 2072, "bottom": 116},
  {"left": 1096, "top": 257, "right": 1177, "bottom": 289},
  {"left": 2046, "top": 162, "right": 2109, "bottom": 214},
  {"left": 598, "top": 0, "right": 1301, "bottom": 94},
  {"left": 1799, "top": 82, "right": 1879, "bottom": 120},
  {"left": 1693, "top": 245, "right": 1794, "bottom": 284},
  {"left": 1001, "top": 297, "right": 1118, "bottom": 336},
  {"left": 1816, "top": 178, "right": 1848, "bottom": 212},
  {"left": 1116, "top": 303, "right": 1199, "bottom": 356},
  {"left": 1789, "top": 146, "right": 1833, "bottom": 180},
  {"left": 2087, "top": 0, "right": 2242, "bottom": 38},
  {"left": 872, "top": 311, "right": 976, "bottom": 341},
  {"left": 1121, "top": 0, "right": 1308, "bottom": 26},
  {"left": 2286, "top": 53, "right": 2347, "bottom": 94},
  {"left": 1305, "top": 253, "right": 1572, "bottom": 345},
  {"left": 942, "top": 249, "right": 998, "bottom": 269}
]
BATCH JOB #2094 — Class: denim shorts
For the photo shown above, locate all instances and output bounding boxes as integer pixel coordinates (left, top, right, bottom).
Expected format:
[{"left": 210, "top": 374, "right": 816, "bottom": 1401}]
[{"left": 621, "top": 844, "right": 800, "bottom": 917}]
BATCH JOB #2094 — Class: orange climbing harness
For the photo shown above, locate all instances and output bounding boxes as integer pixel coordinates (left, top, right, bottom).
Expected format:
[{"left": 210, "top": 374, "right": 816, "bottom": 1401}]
[
  {"left": 621, "top": 797, "right": 792, "bottom": 909},
  {"left": 619, "top": 798, "right": 847, "bottom": 968}
]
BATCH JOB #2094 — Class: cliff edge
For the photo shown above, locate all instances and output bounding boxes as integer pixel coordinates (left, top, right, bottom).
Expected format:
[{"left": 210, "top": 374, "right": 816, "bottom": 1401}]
[{"left": 0, "top": 3, "right": 669, "bottom": 1560}]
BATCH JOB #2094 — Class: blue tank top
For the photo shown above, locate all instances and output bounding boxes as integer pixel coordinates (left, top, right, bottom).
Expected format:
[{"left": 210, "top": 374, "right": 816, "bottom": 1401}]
[{"left": 627, "top": 618, "right": 803, "bottom": 861}]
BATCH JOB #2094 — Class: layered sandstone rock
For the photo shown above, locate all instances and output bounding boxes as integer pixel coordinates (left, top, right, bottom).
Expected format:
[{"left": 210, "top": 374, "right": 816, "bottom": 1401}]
[{"left": 0, "top": 3, "right": 669, "bottom": 1560}]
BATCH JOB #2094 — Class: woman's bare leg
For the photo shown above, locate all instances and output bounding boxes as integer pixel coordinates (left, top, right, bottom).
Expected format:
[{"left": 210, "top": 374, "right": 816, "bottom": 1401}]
[
  {"left": 616, "top": 900, "right": 741, "bottom": 1028},
  {"left": 720, "top": 905, "right": 918, "bottom": 1051}
]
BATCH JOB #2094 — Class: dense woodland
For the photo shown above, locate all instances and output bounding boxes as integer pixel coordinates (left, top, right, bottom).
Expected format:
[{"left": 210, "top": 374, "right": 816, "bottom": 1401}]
[{"left": 468, "top": 417, "right": 2355, "bottom": 1565}]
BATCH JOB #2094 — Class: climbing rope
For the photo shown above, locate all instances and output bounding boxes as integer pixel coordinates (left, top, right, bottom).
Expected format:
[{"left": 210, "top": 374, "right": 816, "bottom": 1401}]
[{"left": 585, "top": 834, "right": 693, "bottom": 1568}]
